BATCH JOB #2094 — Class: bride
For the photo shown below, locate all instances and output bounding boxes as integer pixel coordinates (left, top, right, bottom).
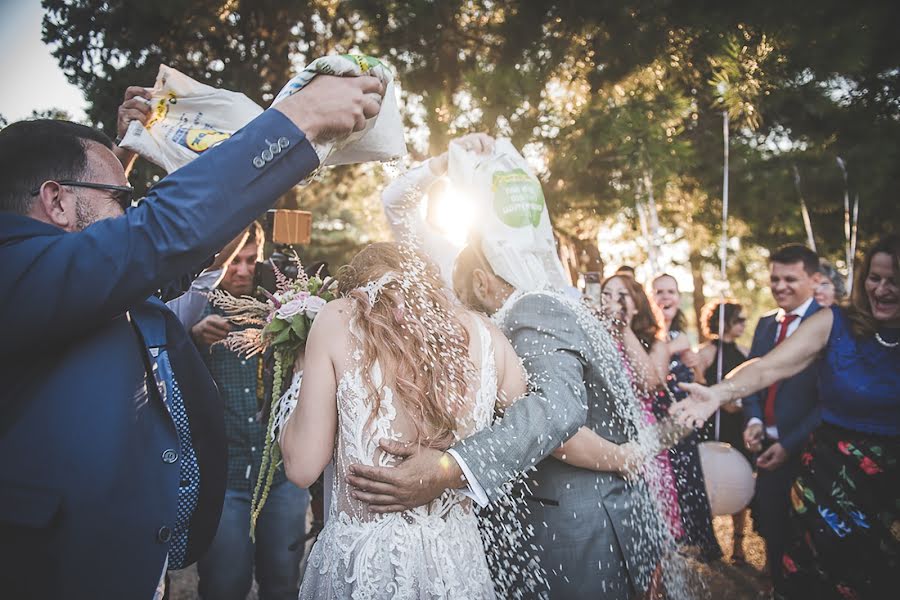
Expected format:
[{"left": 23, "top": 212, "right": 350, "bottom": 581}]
[{"left": 279, "top": 242, "right": 527, "bottom": 599}]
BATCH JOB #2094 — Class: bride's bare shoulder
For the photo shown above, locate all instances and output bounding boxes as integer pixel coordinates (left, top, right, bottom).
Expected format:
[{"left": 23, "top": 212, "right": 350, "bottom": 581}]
[
  {"left": 311, "top": 298, "right": 354, "bottom": 333},
  {"left": 454, "top": 308, "right": 510, "bottom": 353}
]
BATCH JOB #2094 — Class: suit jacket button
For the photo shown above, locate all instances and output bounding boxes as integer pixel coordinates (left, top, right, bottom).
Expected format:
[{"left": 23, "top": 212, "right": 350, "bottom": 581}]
[
  {"left": 162, "top": 449, "right": 178, "bottom": 464},
  {"left": 253, "top": 156, "right": 265, "bottom": 168},
  {"left": 261, "top": 148, "right": 273, "bottom": 161},
  {"left": 157, "top": 526, "right": 172, "bottom": 543},
  {"left": 278, "top": 137, "right": 290, "bottom": 149}
]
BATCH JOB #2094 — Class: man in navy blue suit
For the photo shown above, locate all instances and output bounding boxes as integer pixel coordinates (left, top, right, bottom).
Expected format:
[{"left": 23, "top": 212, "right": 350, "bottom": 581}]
[
  {"left": 0, "top": 74, "right": 383, "bottom": 599},
  {"left": 742, "top": 244, "right": 822, "bottom": 588}
]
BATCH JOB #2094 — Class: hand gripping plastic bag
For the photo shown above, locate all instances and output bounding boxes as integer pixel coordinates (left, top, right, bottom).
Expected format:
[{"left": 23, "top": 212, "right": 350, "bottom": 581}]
[
  {"left": 119, "top": 65, "right": 264, "bottom": 173},
  {"left": 448, "top": 138, "right": 568, "bottom": 292},
  {"left": 271, "top": 54, "right": 406, "bottom": 166}
]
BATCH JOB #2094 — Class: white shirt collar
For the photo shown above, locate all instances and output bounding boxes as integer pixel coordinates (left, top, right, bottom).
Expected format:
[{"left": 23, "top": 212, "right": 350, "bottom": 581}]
[{"left": 776, "top": 295, "right": 814, "bottom": 322}]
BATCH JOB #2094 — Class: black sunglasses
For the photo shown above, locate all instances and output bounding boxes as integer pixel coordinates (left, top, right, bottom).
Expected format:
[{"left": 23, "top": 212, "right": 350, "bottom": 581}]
[{"left": 31, "top": 180, "right": 136, "bottom": 210}]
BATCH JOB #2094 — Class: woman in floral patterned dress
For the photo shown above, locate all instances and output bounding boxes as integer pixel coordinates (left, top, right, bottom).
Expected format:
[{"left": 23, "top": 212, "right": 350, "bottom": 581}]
[{"left": 673, "top": 235, "right": 900, "bottom": 599}]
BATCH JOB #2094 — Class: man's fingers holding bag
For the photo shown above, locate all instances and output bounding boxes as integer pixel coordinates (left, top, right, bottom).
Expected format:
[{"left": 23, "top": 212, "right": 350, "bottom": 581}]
[
  {"left": 355, "top": 75, "right": 385, "bottom": 97},
  {"left": 123, "top": 86, "right": 152, "bottom": 102},
  {"left": 277, "top": 74, "right": 384, "bottom": 141}
]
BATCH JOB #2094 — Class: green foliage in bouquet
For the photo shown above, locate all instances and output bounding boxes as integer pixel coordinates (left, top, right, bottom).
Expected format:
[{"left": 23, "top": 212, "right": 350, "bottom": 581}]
[{"left": 210, "top": 255, "right": 335, "bottom": 538}]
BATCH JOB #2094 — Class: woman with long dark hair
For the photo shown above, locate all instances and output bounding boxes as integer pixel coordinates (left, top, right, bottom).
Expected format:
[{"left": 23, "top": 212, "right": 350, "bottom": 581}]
[
  {"left": 674, "top": 235, "right": 900, "bottom": 599},
  {"left": 601, "top": 274, "right": 722, "bottom": 561}
]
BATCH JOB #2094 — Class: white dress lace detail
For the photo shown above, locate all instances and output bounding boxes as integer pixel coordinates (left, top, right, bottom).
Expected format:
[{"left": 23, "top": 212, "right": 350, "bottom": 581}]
[{"left": 299, "top": 315, "right": 499, "bottom": 600}]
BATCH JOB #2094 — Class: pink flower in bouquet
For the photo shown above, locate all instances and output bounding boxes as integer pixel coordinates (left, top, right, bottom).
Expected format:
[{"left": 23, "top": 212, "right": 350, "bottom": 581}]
[
  {"left": 276, "top": 291, "right": 310, "bottom": 319},
  {"left": 305, "top": 295, "right": 327, "bottom": 319},
  {"left": 837, "top": 440, "right": 851, "bottom": 455}
]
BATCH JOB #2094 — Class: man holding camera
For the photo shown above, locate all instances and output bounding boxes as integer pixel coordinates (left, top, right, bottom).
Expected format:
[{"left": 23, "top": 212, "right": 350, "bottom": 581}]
[
  {"left": 190, "top": 222, "right": 311, "bottom": 600},
  {"left": 0, "top": 74, "right": 383, "bottom": 599}
]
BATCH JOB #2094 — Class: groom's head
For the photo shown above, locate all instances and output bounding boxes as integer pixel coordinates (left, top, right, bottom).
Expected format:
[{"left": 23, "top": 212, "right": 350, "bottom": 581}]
[{"left": 453, "top": 237, "right": 513, "bottom": 315}]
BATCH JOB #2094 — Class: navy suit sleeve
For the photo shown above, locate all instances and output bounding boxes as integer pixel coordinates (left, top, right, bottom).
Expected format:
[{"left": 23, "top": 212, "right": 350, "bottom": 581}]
[
  {"left": 1, "top": 109, "right": 318, "bottom": 356},
  {"left": 741, "top": 317, "right": 769, "bottom": 423}
]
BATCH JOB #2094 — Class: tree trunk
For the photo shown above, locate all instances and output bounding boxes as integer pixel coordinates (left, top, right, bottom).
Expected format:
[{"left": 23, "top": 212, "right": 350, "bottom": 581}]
[{"left": 689, "top": 248, "right": 707, "bottom": 340}]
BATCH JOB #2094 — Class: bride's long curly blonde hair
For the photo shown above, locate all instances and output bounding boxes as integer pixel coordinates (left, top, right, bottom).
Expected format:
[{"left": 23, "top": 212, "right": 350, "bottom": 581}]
[{"left": 338, "top": 242, "right": 473, "bottom": 449}]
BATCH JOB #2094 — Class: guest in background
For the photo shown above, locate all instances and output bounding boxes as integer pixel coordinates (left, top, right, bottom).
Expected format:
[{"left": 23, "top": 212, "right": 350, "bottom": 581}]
[
  {"left": 815, "top": 260, "right": 847, "bottom": 308},
  {"left": 615, "top": 265, "right": 637, "bottom": 278},
  {"left": 601, "top": 275, "right": 722, "bottom": 561},
  {"left": 696, "top": 299, "right": 750, "bottom": 439},
  {"left": 645, "top": 273, "right": 721, "bottom": 561},
  {"left": 741, "top": 244, "right": 822, "bottom": 588},
  {"left": 600, "top": 275, "right": 686, "bottom": 544},
  {"left": 696, "top": 299, "right": 750, "bottom": 564},
  {"left": 651, "top": 273, "right": 689, "bottom": 338},
  {"left": 192, "top": 223, "right": 310, "bottom": 600},
  {"left": 674, "top": 235, "right": 900, "bottom": 599}
]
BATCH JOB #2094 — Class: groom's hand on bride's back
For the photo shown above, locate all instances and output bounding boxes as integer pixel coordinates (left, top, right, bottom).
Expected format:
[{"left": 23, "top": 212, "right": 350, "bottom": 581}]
[
  {"left": 272, "top": 74, "right": 384, "bottom": 144},
  {"left": 346, "top": 439, "right": 465, "bottom": 513}
]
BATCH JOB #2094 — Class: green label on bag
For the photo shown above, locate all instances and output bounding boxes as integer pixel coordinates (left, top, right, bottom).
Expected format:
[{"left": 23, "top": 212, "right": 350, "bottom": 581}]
[{"left": 492, "top": 169, "right": 545, "bottom": 228}]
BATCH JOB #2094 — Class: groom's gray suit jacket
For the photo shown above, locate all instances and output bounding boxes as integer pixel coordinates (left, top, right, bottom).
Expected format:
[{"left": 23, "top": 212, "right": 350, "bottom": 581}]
[{"left": 453, "top": 291, "right": 656, "bottom": 599}]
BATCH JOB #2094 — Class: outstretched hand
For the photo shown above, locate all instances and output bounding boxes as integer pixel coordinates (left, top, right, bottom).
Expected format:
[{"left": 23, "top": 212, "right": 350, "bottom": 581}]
[
  {"left": 345, "top": 439, "right": 465, "bottom": 513},
  {"left": 668, "top": 381, "right": 721, "bottom": 429},
  {"left": 429, "top": 132, "right": 495, "bottom": 174}
]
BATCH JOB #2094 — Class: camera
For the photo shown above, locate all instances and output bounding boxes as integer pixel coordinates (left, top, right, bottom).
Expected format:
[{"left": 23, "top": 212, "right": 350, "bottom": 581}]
[{"left": 252, "top": 209, "right": 313, "bottom": 294}]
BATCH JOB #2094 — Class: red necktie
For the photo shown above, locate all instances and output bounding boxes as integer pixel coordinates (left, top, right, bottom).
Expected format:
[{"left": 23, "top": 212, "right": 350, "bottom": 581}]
[{"left": 764, "top": 313, "right": 800, "bottom": 426}]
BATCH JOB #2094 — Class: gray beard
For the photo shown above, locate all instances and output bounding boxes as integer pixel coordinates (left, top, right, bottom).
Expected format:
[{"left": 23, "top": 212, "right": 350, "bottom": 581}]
[{"left": 74, "top": 196, "right": 99, "bottom": 231}]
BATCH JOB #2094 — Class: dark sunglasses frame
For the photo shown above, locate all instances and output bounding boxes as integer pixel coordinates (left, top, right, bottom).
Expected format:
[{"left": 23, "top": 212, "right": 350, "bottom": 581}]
[{"left": 31, "top": 180, "right": 136, "bottom": 209}]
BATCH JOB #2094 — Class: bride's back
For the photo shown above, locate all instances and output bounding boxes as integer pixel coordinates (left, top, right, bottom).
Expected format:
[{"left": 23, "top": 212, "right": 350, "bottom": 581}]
[
  {"left": 297, "top": 243, "right": 517, "bottom": 599},
  {"left": 327, "top": 243, "right": 498, "bottom": 522}
]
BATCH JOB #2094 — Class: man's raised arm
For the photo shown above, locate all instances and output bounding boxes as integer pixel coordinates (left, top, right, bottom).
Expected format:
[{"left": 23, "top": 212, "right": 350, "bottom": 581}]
[{"left": 0, "top": 75, "right": 383, "bottom": 356}]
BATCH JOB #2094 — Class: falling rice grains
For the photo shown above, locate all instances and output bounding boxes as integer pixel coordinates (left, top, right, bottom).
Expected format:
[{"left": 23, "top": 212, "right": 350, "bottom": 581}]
[
  {"left": 496, "top": 289, "right": 699, "bottom": 599},
  {"left": 391, "top": 203, "right": 699, "bottom": 598}
]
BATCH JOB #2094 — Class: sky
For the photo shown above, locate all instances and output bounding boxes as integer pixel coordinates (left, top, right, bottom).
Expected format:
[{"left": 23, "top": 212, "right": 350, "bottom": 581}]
[{"left": 0, "top": 1, "right": 88, "bottom": 123}]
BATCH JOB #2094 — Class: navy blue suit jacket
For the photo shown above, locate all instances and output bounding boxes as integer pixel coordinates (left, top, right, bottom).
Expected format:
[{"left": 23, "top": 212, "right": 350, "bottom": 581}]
[
  {"left": 742, "top": 300, "right": 822, "bottom": 455},
  {"left": 0, "top": 109, "right": 318, "bottom": 599}
]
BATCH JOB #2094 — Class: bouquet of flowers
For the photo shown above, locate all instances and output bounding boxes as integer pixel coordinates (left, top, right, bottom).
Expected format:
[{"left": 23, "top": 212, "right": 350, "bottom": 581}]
[{"left": 210, "top": 252, "right": 335, "bottom": 535}]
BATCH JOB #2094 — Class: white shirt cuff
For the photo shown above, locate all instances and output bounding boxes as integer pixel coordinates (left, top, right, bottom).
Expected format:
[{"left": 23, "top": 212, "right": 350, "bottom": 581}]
[
  {"left": 747, "top": 417, "right": 779, "bottom": 440},
  {"left": 446, "top": 448, "right": 489, "bottom": 508}
]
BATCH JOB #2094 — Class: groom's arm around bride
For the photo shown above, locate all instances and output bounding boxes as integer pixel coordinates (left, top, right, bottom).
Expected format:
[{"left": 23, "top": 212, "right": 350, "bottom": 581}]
[{"left": 346, "top": 292, "right": 591, "bottom": 509}]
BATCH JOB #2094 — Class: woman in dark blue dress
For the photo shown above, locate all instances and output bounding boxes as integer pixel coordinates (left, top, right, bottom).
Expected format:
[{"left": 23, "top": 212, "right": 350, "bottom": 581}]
[{"left": 674, "top": 235, "right": 900, "bottom": 599}]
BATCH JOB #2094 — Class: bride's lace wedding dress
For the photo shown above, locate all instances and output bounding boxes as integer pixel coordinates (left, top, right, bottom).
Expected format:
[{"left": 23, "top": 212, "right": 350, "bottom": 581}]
[{"left": 298, "top": 310, "right": 498, "bottom": 600}]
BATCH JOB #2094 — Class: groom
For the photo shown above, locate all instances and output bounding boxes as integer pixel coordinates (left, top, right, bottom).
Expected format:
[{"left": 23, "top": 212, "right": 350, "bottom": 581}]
[
  {"left": 0, "top": 75, "right": 382, "bottom": 599},
  {"left": 348, "top": 239, "right": 658, "bottom": 598}
]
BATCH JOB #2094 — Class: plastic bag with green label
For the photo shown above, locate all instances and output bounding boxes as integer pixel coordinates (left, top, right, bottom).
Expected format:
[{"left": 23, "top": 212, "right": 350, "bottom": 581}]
[
  {"left": 448, "top": 138, "right": 568, "bottom": 291},
  {"left": 119, "top": 64, "right": 264, "bottom": 173}
]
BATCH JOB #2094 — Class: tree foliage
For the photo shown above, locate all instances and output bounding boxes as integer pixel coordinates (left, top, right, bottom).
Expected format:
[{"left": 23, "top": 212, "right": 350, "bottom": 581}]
[{"left": 41, "top": 0, "right": 900, "bottom": 288}]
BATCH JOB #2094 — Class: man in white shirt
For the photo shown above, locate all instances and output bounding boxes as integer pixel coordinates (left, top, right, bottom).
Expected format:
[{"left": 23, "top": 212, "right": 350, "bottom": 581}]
[{"left": 742, "top": 244, "right": 823, "bottom": 587}]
